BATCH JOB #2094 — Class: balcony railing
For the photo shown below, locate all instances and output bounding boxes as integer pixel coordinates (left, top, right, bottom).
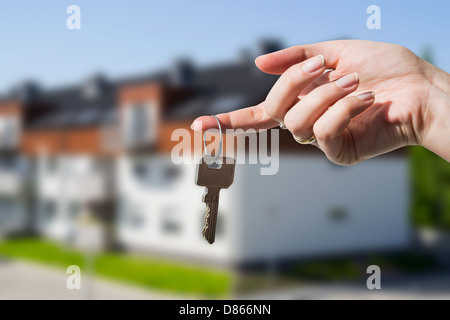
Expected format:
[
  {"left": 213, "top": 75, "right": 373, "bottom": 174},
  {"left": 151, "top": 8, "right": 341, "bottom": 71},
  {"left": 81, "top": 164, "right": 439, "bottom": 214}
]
[{"left": 40, "top": 172, "right": 111, "bottom": 201}]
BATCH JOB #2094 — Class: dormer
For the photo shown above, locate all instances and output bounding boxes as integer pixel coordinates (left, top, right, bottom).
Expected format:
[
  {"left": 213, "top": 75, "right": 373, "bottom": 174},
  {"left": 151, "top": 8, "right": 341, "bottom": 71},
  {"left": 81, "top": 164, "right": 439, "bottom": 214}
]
[
  {"left": 10, "top": 81, "right": 40, "bottom": 103},
  {"left": 82, "top": 74, "right": 108, "bottom": 100},
  {"left": 118, "top": 82, "right": 162, "bottom": 151},
  {"left": 0, "top": 100, "right": 22, "bottom": 151},
  {"left": 170, "top": 59, "right": 194, "bottom": 87}
]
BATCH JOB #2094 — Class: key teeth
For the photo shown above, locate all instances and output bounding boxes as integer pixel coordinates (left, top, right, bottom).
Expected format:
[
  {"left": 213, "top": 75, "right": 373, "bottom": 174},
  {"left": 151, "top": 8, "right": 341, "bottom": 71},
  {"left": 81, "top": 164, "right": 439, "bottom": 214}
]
[
  {"left": 203, "top": 205, "right": 210, "bottom": 224},
  {"left": 202, "top": 204, "right": 210, "bottom": 240},
  {"left": 202, "top": 202, "right": 216, "bottom": 244}
]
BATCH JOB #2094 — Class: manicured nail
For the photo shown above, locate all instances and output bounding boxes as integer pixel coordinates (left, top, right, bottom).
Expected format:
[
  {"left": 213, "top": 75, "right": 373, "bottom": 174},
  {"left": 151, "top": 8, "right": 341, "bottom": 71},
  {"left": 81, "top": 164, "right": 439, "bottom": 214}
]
[
  {"left": 302, "top": 55, "right": 324, "bottom": 73},
  {"left": 190, "top": 120, "right": 202, "bottom": 131},
  {"left": 356, "top": 91, "right": 375, "bottom": 101},
  {"left": 335, "top": 72, "right": 359, "bottom": 88}
]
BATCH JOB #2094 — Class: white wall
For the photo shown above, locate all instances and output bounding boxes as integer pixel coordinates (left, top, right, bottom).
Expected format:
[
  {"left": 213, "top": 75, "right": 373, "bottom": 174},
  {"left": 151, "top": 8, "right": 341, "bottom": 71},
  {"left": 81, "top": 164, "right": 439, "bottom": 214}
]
[
  {"left": 116, "top": 153, "right": 409, "bottom": 265},
  {"left": 116, "top": 155, "right": 235, "bottom": 263},
  {"left": 235, "top": 154, "right": 410, "bottom": 263}
]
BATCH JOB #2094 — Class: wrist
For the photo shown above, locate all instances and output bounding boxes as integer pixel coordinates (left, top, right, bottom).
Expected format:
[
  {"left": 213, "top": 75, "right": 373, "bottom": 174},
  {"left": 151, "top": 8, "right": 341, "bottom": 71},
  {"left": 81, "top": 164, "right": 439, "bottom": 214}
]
[{"left": 421, "top": 66, "right": 450, "bottom": 161}]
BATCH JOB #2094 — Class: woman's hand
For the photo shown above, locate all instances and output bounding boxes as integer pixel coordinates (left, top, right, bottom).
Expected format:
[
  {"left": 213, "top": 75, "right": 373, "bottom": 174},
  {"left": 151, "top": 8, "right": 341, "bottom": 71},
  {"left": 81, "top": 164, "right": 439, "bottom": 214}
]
[{"left": 191, "top": 40, "right": 450, "bottom": 165}]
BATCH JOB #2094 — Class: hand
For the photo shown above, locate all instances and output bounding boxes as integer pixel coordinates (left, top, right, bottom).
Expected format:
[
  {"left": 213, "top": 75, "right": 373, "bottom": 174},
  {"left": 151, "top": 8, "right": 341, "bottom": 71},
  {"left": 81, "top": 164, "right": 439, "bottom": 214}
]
[{"left": 191, "top": 40, "right": 450, "bottom": 165}]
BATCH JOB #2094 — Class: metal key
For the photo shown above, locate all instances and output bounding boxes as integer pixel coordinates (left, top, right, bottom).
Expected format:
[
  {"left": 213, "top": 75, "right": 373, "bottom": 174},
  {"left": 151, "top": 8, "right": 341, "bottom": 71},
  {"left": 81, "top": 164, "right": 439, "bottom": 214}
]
[{"left": 195, "top": 155, "right": 235, "bottom": 244}]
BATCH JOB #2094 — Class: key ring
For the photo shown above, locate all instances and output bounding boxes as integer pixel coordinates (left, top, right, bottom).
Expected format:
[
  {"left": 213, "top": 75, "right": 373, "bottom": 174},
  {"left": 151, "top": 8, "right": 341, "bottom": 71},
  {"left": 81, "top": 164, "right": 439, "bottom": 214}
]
[{"left": 203, "top": 115, "right": 223, "bottom": 163}]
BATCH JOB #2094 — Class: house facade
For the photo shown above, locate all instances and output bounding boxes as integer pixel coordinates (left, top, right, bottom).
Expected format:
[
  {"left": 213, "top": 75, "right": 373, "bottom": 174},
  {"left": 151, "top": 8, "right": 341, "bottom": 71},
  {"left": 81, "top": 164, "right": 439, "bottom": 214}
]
[
  {"left": 0, "top": 99, "right": 29, "bottom": 235},
  {"left": 0, "top": 44, "right": 410, "bottom": 266}
]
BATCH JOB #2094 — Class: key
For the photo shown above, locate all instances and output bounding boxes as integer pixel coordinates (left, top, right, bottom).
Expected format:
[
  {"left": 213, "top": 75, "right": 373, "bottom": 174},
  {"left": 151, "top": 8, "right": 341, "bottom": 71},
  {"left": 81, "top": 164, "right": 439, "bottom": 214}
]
[{"left": 195, "top": 155, "right": 235, "bottom": 244}]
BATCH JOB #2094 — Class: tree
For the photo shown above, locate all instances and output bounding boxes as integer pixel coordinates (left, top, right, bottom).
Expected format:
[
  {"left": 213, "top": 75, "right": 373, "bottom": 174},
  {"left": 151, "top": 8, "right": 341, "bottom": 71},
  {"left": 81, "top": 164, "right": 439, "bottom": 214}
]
[{"left": 410, "top": 45, "right": 450, "bottom": 230}]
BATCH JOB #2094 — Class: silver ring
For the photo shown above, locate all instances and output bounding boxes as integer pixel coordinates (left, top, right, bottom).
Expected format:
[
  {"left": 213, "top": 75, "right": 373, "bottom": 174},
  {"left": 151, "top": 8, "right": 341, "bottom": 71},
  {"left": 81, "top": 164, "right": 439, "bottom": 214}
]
[
  {"left": 293, "top": 134, "right": 316, "bottom": 144},
  {"left": 279, "top": 122, "right": 287, "bottom": 130},
  {"left": 203, "top": 115, "right": 223, "bottom": 162}
]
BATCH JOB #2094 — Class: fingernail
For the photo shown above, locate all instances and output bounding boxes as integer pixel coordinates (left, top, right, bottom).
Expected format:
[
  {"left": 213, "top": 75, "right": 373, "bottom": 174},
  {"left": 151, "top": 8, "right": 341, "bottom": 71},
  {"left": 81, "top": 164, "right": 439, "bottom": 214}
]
[
  {"left": 335, "top": 72, "right": 359, "bottom": 88},
  {"left": 356, "top": 91, "right": 375, "bottom": 101},
  {"left": 190, "top": 120, "right": 202, "bottom": 131},
  {"left": 302, "top": 55, "right": 324, "bottom": 73}
]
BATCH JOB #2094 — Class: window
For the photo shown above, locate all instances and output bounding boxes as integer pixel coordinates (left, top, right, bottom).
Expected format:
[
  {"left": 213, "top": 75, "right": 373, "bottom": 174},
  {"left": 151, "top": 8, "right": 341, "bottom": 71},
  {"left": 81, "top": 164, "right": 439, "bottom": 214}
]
[
  {"left": 0, "top": 199, "right": 14, "bottom": 223},
  {"left": 163, "top": 165, "right": 180, "bottom": 181},
  {"left": 120, "top": 197, "right": 146, "bottom": 229},
  {"left": 0, "top": 209, "right": 6, "bottom": 224},
  {"left": 329, "top": 206, "right": 348, "bottom": 223},
  {"left": 124, "top": 207, "right": 145, "bottom": 228},
  {"left": 124, "top": 103, "right": 156, "bottom": 147},
  {"left": 131, "top": 159, "right": 155, "bottom": 188},
  {"left": 0, "top": 199, "right": 14, "bottom": 216},
  {"left": 76, "top": 108, "right": 99, "bottom": 125},
  {"left": 0, "top": 156, "right": 17, "bottom": 170},
  {"left": 46, "top": 157, "right": 58, "bottom": 173},
  {"left": 131, "top": 104, "right": 148, "bottom": 143},
  {"left": 131, "top": 160, "right": 182, "bottom": 189},
  {"left": 0, "top": 117, "right": 19, "bottom": 148},
  {"left": 69, "top": 202, "right": 80, "bottom": 220},
  {"left": 128, "top": 211, "right": 145, "bottom": 228},
  {"left": 161, "top": 207, "right": 182, "bottom": 235},
  {"left": 42, "top": 200, "right": 56, "bottom": 222},
  {"left": 101, "top": 109, "right": 120, "bottom": 151},
  {"left": 89, "top": 157, "right": 106, "bottom": 174},
  {"left": 163, "top": 219, "right": 180, "bottom": 234},
  {"left": 133, "top": 160, "right": 149, "bottom": 178}
]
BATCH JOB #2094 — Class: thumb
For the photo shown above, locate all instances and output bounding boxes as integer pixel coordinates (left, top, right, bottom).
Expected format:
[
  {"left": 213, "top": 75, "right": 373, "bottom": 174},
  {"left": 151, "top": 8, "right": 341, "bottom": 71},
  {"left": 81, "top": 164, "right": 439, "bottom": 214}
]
[{"left": 255, "top": 40, "right": 342, "bottom": 75}]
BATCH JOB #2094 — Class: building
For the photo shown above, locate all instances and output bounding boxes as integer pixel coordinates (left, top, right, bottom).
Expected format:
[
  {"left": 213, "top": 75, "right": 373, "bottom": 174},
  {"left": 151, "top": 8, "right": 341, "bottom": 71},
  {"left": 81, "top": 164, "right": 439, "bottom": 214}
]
[
  {"left": 0, "top": 97, "right": 29, "bottom": 235},
  {"left": 0, "top": 43, "right": 410, "bottom": 267}
]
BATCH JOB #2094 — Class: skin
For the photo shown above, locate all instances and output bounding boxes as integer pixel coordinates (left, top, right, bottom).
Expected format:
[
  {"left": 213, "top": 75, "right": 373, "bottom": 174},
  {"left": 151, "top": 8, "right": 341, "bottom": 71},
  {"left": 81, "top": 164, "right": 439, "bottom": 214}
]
[{"left": 191, "top": 40, "right": 450, "bottom": 165}]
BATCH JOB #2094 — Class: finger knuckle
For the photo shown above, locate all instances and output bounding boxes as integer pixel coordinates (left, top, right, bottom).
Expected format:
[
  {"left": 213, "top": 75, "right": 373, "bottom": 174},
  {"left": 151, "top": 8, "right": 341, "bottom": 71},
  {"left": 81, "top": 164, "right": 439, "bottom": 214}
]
[
  {"left": 283, "top": 115, "right": 297, "bottom": 132},
  {"left": 308, "top": 90, "right": 329, "bottom": 109},
  {"left": 339, "top": 98, "right": 355, "bottom": 114},
  {"left": 284, "top": 115, "right": 308, "bottom": 138},
  {"left": 262, "top": 102, "right": 278, "bottom": 120},
  {"left": 313, "top": 120, "right": 333, "bottom": 142},
  {"left": 280, "top": 71, "right": 298, "bottom": 92}
]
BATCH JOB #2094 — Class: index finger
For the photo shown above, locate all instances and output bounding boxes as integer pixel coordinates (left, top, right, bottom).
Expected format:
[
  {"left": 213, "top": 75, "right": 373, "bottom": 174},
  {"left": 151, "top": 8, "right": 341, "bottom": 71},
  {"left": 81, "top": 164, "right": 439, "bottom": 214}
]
[
  {"left": 190, "top": 102, "right": 278, "bottom": 132},
  {"left": 256, "top": 41, "right": 341, "bottom": 75}
]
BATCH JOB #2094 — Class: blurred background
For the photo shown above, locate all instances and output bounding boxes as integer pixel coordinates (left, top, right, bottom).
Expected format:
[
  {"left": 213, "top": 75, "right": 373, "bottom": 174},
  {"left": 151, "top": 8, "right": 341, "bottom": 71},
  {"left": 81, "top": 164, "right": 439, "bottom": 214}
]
[{"left": 0, "top": 0, "right": 449, "bottom": 300}]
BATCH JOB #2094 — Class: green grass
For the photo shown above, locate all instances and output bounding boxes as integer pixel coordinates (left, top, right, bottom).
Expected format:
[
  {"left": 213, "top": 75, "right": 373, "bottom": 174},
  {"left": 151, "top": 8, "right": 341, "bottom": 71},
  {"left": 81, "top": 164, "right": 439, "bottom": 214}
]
[{"left": 0, "top": 237, "right": 231, "bottom": 297}]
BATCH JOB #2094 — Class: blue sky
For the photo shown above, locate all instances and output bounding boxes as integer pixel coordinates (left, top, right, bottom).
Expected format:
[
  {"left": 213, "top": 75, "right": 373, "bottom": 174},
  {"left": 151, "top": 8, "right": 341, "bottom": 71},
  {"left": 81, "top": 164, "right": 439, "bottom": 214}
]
[{"left": 0, "top": 0, "right": 448, "bottom": 93}]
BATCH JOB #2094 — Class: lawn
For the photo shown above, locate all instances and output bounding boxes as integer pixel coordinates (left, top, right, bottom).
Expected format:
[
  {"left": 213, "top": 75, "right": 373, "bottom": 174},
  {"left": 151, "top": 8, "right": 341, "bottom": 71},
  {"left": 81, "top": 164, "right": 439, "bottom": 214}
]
[{"left": 0, "top": 237, "right": 231, "bottom": 297}]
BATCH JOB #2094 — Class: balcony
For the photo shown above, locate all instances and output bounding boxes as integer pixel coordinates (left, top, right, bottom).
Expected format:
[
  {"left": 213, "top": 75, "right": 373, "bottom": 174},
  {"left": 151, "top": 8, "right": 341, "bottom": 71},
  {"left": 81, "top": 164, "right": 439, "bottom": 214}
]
[
  {"left": 0, "top": 171, "right": 23, "bottom": 197},
  {"left": 40, "top": 171, "right": 112, "bottom": 201}
]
